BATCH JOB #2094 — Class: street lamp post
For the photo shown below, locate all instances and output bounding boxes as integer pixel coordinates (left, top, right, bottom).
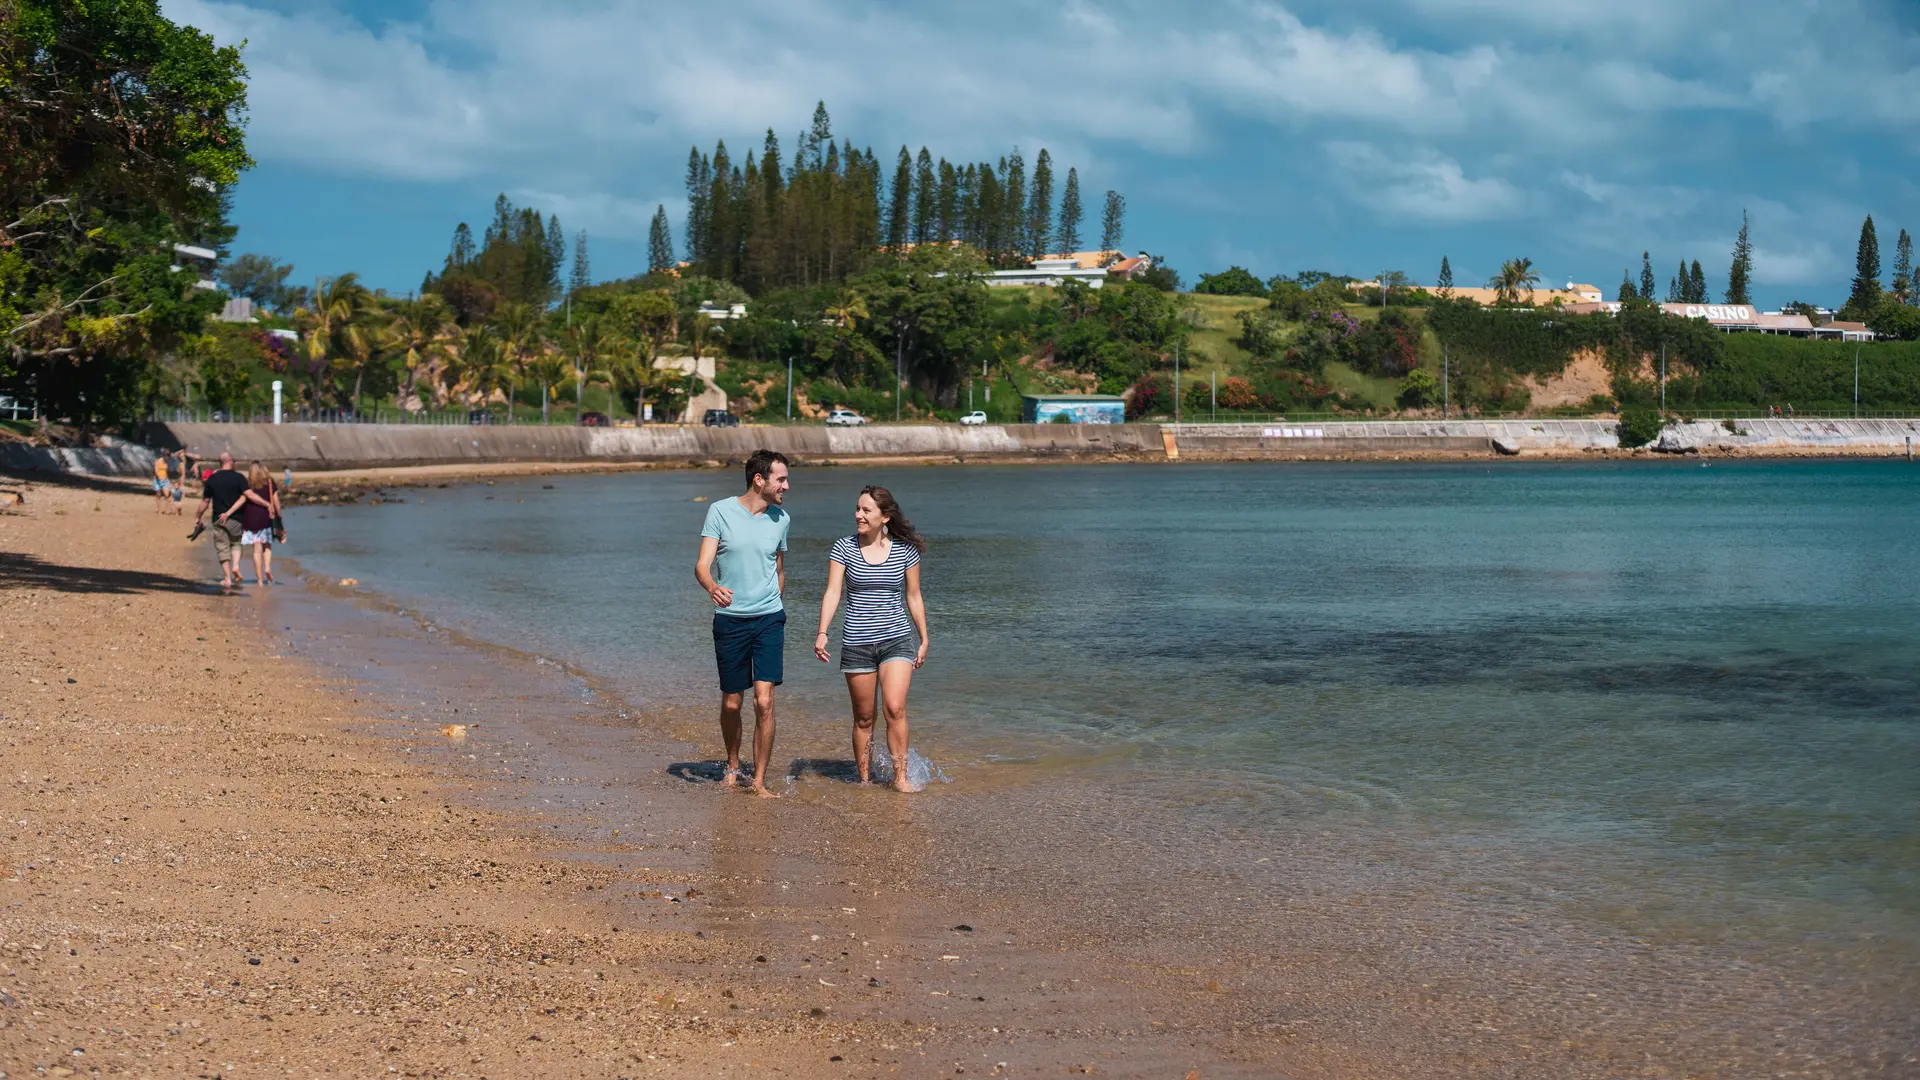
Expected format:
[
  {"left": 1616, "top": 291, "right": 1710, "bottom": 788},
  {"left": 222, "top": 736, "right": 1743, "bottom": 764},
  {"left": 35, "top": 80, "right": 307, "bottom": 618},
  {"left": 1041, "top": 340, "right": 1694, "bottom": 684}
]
[
  {"left": 1174, "top": 340, "right": 1181, "bottom": 424},
  {"left": 1442, "top": 344, "right": 1449, "bottom": 419},
  {"left": 786, "top": 355, "right": 793, "bottom": 421},
  {"left": 1854, "top": 344, "right": 1861, "bottom": 417},
  {"left": 1660, "top": 343, "right": 1666, "bottom": 414}
]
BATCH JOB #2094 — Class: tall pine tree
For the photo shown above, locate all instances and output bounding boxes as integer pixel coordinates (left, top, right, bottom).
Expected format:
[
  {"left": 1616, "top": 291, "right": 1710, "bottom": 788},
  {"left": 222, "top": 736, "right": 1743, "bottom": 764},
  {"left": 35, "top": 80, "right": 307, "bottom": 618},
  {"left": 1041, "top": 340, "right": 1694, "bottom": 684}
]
[
  {"left": 647, "top": 205, "right": 674, "bottom": 272},
  {"left": 1100, "top": 190, "right": 1126, "bottom": 253},
  {"left": 1436, "top": 255, "right": 1453, "bottom": 296},
  {"left": 1639, "top": 252, "right": 1656, "bottom": 301},
  {"left": 1893, "top": 228, "right": 1914, "bottom": 305},
  {"left": 545, "top": 215, "right": 566, "bottom": 301},
  {"left": 1618, "top": 270, "right": 1635, "bottom": 302},
  {"left": 1001, "top": 151, "right": 1026, "bottom": 259},
  {"left": 1726, "top": 209, "right": 1753, "bottom": 304},
  {"left": 1688, "top": 260, "right": 1706, "bottom": 304},
  {"left": 1026, "top": 149, "right": 1054, "bottom": 257},
  {"left": 936, "top": 159, "right": 958, "bottom": 243},
  {"left": 912, "top": 148, "right": 935, "bottom": 244},
  {"left": 568, "top": 230, "right": 590, "bottom": 295},
  {"left": 886, "top": 146, "right": 913, "bottom": 250},
  {"left": 1846, "top": 214, "right": 1881, "bottom": 315},
  {"left": 1666, "top": 262, "right": 1683, "bottom": 303},
  {"left": 1056, "top": 167, "right": 1083, "bottom": 254}
]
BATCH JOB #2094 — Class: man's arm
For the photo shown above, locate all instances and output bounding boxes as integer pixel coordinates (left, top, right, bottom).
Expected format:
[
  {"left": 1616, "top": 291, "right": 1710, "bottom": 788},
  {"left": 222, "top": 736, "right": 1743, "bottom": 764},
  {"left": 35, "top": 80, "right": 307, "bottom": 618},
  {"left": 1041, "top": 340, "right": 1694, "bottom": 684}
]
[
  {"left": 776, "top": 549, "right": 786, "bottom": 598},
  {"left": 695, "top": 535, "right": 732, "bottom": 607}
]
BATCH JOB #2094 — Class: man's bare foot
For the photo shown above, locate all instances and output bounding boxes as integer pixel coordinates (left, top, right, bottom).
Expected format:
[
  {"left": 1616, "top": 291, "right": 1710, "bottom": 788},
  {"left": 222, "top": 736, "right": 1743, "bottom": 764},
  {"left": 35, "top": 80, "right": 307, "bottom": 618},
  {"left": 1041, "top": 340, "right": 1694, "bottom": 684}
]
[
  {"left": 891, "top": 777, "right": 916, "bottom": 793},
  {"left": 748, "top": 782, "right": 780, "bottom": 799},
  {"left": 723, "top": 766, "right": 744, "bottom": 787}
]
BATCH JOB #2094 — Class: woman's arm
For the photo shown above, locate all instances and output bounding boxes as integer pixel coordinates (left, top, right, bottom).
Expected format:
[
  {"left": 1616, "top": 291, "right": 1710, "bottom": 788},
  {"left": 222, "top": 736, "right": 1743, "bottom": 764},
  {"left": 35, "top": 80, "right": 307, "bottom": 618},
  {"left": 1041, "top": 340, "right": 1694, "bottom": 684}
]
[
  {"left": 904, "top": 562, "right": 929, "bottom": 667},
  {"left": 218, "top": 489, "right": 272, "bottom": 522},
  {"left": 813, "top": 559, "right": 846, "bottom": 662}
]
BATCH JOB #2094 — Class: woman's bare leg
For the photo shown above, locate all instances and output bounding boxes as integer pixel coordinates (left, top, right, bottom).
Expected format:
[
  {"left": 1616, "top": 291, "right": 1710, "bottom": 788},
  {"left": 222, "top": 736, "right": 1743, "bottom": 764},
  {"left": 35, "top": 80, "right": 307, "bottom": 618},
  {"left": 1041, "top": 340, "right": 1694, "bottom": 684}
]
[
  {"left": 250, "top": 542, "right": 266, "bottom": 584},
  {"left": 262, "top": 544, "right": 274, "bottom": 583},
  {"left": 844, "top": 671, "right": 878, "bottom": 783},
  {"left": 878, "top": 661, "right": 915, "bottom": 792}
]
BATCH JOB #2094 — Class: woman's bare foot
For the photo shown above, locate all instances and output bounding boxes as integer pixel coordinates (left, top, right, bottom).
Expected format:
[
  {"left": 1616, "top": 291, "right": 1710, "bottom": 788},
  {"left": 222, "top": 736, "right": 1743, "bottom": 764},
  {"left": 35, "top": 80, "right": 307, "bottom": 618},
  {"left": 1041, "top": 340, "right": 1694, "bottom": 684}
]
[
  {"left": 891, "top": 777, "right": 915, "bottom": 793},
  {"left": 748, "top": 782, "right": 780, "bottom": 799}
]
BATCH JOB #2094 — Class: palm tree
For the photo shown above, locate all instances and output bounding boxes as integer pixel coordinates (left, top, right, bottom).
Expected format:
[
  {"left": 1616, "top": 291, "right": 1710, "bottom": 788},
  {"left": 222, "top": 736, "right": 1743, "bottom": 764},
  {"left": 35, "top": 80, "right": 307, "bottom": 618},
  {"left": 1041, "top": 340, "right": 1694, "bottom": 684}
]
[
  {"left": 445, "top": 324, "right": 498, "bottom": 409},
  {"left": 564, "top": 318, "right": 608, "bottom": 415},
  {"left": 293, "top": 273, "right": 372, "bottom": 408},
  {"left": 492, "top": 303, "right": 544, "bottom": 422},
  {"left": 825, "top": 290, "right": 869, "bottom": 329},
  {"left": 392, "top": 295, "right": 454, "bottom": 408},
  {"left": 1488, "top": 258, "right": 1541, "bottom": 306}
]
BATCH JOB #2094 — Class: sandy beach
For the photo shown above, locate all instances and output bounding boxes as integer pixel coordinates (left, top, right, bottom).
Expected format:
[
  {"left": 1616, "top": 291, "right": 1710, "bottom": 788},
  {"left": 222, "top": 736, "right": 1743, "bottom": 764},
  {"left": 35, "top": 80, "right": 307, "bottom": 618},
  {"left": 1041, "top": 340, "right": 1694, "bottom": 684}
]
[{"left": 5, "top": 472, "right": 1916, "bottom": 1079}]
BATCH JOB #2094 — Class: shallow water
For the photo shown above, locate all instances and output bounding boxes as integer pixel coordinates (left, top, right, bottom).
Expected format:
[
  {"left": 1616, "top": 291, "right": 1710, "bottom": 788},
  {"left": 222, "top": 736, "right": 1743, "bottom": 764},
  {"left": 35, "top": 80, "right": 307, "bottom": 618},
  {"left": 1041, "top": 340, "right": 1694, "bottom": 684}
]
[{"left": 286, "top": 460, "right": 1920, "bottom": 987}]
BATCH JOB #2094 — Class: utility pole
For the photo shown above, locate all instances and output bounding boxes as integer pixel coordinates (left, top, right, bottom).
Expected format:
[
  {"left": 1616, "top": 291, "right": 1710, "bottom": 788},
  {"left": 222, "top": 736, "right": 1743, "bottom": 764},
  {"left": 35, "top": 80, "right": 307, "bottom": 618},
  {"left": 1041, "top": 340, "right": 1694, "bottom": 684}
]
[
  {"left": 1442, "top": 344, "right": 1449, "bottom": 419},
  {"left": 1854, "top": 344, "right": 1861, "bottom": 417},
  {"left": 1211, "top": 369, "right": 1216, "bottom": 421},
  {"left": 786, "top": 355, "right": 793, "bottom": 421},
  {"left": 1660, "top": 343, "right": 1667, "bottom": 414}
]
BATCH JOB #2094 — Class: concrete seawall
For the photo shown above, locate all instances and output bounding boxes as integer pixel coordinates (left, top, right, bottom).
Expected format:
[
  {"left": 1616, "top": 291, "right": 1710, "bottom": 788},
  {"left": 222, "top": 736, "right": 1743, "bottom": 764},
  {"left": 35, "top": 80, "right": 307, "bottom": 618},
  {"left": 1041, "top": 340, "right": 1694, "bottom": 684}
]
[
  {"left": 8, "top": 418, "right": 1915, "bottom": 479},
  {"left": 131, "top": 421, "right": 1167, "bottom": 472}
]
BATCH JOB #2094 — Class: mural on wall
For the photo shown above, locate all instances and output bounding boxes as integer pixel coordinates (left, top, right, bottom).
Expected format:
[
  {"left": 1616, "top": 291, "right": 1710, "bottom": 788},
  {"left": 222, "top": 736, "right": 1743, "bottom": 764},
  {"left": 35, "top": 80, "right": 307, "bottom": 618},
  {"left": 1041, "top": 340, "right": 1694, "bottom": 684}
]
[{"left": 1026, "top": 399, "right": 1126, "bottom": 425}]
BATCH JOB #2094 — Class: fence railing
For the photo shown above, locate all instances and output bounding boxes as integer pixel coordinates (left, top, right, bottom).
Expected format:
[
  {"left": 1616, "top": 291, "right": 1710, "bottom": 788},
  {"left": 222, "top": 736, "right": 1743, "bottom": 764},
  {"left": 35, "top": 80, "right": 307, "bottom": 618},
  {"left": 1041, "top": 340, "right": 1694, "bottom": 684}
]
[{"left": 150, "top": 407, "right": 508, "bottom": 426}]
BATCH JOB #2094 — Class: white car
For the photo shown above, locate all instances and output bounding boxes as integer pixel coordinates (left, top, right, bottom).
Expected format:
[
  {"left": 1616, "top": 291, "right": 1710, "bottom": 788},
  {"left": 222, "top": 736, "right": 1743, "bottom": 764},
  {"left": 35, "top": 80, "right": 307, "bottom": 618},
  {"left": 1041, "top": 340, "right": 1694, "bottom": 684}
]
[
  {"left": 958, "top": 411, "right": 988, "bottom": 425},
  {"left": 824, "top": 409, "right": 868, "bottom": 426}
]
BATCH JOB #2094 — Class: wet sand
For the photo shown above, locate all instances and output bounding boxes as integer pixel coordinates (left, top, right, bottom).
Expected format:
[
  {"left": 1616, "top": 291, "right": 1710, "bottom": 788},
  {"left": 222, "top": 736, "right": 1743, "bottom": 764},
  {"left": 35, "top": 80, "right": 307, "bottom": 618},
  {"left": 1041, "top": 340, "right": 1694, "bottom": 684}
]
[{"left": 4, "top": 477, "right": 1915, "bottom": 1078}]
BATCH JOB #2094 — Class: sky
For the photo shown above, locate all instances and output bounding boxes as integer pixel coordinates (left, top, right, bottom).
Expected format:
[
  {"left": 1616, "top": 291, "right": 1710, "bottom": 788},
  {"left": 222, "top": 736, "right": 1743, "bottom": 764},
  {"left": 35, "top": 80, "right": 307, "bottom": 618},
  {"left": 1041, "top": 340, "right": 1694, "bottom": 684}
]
[{"left": 165, "top": 0, "right": 1920, "bottom": 310}]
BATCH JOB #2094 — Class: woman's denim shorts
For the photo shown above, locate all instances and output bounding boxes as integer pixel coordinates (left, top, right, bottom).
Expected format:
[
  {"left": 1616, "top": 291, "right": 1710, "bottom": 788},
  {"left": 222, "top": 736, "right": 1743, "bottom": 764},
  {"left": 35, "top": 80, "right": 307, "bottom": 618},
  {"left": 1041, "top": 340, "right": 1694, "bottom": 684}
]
[{"left": 839, "top": 631, "right": 918, "bottom": 673}]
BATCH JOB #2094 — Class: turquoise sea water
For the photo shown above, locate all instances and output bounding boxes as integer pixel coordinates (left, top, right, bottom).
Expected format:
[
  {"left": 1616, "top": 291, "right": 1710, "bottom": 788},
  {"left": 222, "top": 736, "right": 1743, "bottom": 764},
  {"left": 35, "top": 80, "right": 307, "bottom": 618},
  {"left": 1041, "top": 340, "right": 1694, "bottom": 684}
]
[{"left": 288, "top": 459, "right": 1920, "bottom": 944}]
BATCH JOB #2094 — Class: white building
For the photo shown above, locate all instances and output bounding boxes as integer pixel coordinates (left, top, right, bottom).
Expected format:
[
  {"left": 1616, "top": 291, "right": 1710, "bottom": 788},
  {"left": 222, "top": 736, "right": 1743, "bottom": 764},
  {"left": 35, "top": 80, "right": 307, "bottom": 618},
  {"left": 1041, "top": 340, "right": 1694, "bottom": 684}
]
[{"left": 983, "top": 257, "right": 1113, "bottom": 289}]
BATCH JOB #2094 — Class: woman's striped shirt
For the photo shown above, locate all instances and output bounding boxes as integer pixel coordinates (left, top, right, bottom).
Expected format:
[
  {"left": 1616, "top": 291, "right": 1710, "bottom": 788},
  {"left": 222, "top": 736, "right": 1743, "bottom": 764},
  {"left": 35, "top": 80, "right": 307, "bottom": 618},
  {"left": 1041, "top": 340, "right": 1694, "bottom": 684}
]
[{"left": 829, "top": 535, "right": 920, "bottom": 645}]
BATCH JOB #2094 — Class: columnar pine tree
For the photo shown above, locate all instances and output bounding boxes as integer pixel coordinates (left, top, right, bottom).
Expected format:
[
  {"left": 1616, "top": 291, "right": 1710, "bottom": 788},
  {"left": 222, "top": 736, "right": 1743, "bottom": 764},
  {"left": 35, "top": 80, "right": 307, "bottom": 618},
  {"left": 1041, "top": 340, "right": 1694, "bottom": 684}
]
[
  {"left": 1026, "top": 148, "right": 1054, "bottom": 257},
  {"left": 1726, "top": 209, "right": 1753, "bottom": 304},
  {"left": 1891, "top": 228, "right": 1913, "bottom": 305},
  {"left": 1847, "top": 214, "right": 1882, "bottom": 315},
  {"left": 545, "top": 215, "right": 566, "bottom": 300},
  {"left": 912, "top": 148, "right": 935, "bottom": 245},
  {"left": 647, "top": 206, "right": 674, "bottom": 272},
  {"left": 1436, "top": 255, "right": 1453, "bottom": 296},
  {"left": 1001, "top": 151, "right": 1026, "bottom": 259},
  {"left": 1688, "top": 260, "right": 1706, "bottom": 304},
  {"left": 684, "top": 148, "right": 709, "bottom": 269},
  {"left": 568, "top": 230, "right": 590, "bottom": 296},
  {"left": 1100, "top": 190, "right": 1126, "bottom": 252},
  {"left": 1639, "top": 252, "right": 1656, "bottom": 301},
  {"left": 1056, "top": 167, "right": 1083, "bottom": 254},
  {"left": 450, "top": 223, "right": 476, "bottom": 268},
  {"left": 1618, "top": 270, "right": 1636, "bottom": 302},
  {"left": 936, "top": 159, "right": 958, "bottom": 243},
  {"left": 1667, "top": 264, "right": 1683, "bottom": 303},
  {"left": 887, "top": 146, "right": 913, "bottom": 251}
]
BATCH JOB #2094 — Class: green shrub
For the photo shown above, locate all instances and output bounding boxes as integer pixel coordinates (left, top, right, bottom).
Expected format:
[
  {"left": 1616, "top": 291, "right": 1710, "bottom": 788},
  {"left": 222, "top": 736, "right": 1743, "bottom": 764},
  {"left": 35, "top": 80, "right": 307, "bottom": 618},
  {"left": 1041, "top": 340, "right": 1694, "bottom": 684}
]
[{"left": 1618, "top": 405, "right": 1663, "bottom": 447}]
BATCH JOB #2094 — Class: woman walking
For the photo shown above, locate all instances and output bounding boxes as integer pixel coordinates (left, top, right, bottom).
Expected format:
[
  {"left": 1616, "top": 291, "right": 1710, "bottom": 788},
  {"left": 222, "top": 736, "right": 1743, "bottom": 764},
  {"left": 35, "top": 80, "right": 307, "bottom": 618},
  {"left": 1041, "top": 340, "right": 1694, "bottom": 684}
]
[
  {"left": 814, "top": 486, "right": 929, "bottom": 791},
  {"left": 219, "top": 460, "right": 282, "bottom": 586}
]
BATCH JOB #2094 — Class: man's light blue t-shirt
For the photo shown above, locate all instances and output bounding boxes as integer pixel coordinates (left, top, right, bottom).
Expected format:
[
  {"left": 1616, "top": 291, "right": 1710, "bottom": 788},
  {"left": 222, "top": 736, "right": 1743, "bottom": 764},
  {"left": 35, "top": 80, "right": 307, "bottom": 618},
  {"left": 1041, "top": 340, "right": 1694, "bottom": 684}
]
[{"left": 700, "top": 496, "right": 789, "bottom": 618}]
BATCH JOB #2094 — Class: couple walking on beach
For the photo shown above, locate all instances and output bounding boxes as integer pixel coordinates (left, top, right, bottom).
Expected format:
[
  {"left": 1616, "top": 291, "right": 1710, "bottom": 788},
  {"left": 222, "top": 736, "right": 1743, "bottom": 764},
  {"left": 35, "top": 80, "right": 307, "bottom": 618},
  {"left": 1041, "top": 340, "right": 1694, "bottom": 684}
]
[{"left": 694, "top": 449, "right": 930, "bottom": 797}]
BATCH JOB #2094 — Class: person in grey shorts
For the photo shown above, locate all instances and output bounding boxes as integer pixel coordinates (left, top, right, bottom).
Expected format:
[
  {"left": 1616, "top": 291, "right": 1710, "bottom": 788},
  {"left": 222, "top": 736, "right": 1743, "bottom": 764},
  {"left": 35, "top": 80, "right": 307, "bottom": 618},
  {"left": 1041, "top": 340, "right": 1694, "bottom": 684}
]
[{"left": 813, "top": 485, "right": 929, "bottom": 791}]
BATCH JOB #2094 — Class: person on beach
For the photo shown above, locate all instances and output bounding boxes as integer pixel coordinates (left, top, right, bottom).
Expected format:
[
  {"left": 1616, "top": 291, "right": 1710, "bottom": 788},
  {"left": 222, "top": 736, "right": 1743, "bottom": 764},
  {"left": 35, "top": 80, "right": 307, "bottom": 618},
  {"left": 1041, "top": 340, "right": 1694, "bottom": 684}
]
[
  {"left": 195, "top": 451, "right": 249, "bottom": 587},
  {"left": 167, "top": 449, "right": 198, "bottom": 516},
  {"left": 813, "top": 486, "right": 929, "bottom": 792},
  {"left": 152, "top": 453, "right": 171, "bottom": 513},
  {"left": 218, "top": 460, "right": 281, "bottom": 586},
  {"left": 694, "top": 449, "right": 791, "bottom": 798}
]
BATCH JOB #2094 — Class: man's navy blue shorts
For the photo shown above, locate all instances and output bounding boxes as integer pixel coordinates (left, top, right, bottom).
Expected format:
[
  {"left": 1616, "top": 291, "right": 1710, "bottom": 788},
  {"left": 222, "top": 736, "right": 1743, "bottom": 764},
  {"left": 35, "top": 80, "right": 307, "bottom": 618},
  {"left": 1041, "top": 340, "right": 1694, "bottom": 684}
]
[{"left": 713, "top": 610, "right": 785, "bottom": 694}]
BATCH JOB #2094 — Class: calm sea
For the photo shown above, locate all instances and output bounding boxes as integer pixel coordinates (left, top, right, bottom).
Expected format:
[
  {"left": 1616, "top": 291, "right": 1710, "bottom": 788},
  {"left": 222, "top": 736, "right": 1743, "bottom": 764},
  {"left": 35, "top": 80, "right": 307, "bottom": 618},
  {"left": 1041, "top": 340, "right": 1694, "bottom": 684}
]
[{"left": 286, "top": 459, "right": 1920, "bottom": 951}]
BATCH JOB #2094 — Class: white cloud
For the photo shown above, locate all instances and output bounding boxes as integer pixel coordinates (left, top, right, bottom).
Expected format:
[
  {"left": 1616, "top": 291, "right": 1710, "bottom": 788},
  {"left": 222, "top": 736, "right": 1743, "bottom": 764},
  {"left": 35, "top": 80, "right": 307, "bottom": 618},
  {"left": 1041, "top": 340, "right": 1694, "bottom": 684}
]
[{"left": 1326, "top": 142, "right": 1527, "bottom": 222}]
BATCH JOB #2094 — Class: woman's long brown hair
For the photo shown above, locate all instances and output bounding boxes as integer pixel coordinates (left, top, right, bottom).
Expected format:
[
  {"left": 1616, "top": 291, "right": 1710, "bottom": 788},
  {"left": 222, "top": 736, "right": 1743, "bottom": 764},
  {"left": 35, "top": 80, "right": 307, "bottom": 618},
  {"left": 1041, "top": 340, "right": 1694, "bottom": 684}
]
[{"left": 861, "top": 485, "right": 925, "bottom": 553}]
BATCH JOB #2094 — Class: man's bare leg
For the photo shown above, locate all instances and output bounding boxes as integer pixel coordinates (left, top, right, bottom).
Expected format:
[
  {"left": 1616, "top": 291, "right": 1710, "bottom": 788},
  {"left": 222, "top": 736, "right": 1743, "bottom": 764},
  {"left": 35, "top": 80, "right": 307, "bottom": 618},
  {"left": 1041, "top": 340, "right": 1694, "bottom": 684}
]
[
  {"left": 748, "top": 681, "right": 778, "bottom": 797},
  {"left": 719, "top": 691, "right": 745, "bottom": 785}
]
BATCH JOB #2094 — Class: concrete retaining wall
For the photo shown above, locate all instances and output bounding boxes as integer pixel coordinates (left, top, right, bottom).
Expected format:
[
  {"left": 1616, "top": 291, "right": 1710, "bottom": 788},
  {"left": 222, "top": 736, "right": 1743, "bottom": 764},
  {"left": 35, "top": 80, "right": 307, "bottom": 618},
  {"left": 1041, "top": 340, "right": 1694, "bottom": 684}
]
[
  {"left": 130, "top": 421, "right": 1167, "bottom": 472},
  {"left": 11, "top": 417, "right": 1914, "bottom": 478},
  {"left": 1169, "top": 419, "right": 1621, "bottom": 456}
]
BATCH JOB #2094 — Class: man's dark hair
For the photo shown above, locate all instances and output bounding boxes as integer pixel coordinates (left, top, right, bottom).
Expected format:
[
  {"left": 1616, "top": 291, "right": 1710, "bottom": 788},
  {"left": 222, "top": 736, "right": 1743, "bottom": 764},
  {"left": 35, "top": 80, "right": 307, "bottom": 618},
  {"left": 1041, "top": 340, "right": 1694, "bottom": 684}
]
[{"left": 744, "top": 449, "right": 789, "bottom": 488}]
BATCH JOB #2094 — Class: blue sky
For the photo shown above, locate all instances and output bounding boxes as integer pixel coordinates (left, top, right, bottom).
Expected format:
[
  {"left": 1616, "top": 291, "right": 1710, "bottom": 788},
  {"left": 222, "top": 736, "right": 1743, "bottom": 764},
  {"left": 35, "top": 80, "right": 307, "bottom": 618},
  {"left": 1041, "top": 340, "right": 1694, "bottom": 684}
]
[{"left": 166, "top": 0, "right": 1920, "bottom": 309}]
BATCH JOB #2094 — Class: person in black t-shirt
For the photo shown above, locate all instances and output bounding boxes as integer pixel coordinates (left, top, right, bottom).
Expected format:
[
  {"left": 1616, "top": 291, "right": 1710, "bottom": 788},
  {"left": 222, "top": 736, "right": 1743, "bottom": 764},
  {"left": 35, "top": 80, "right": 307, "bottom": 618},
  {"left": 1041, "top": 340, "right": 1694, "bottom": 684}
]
[{"left": 195, "top": 451, "right": 250, "bottom": 587}]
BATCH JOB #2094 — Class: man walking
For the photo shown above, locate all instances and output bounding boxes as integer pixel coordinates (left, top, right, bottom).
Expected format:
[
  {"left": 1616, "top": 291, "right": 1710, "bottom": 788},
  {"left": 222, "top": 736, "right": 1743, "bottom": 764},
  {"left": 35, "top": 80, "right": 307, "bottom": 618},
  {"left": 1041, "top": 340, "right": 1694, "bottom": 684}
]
[
  {"left": 195, "top": 451, "right": 249, "bottom": 587},
  {"left": 694, "top": 449, "right": 791, "bottom": 798}
]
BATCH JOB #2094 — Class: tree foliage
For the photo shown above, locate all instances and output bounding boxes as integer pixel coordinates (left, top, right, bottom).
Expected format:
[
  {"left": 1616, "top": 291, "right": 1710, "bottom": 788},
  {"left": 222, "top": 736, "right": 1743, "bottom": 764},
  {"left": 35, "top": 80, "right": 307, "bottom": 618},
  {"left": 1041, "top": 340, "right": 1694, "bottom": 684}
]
[
  {"left": 1194, "top": 266, "right": 1268, "bottom": 297},
  {"left": 1845, "top": 214, "right": 1882, "bottom": 318},
  {"left": 2, "top": 0, "right": 252, "bottom": 427},
  {"left": 1726, "top": 210, "right": 1753, "bottom": 305}
]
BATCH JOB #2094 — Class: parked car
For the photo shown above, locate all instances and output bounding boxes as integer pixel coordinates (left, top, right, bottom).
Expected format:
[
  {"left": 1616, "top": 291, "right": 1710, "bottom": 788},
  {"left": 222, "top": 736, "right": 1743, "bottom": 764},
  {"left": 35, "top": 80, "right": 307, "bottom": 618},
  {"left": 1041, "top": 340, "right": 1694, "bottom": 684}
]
[
  {"left": 702, "top": 409, "right": 740, "bottom": 428},
  {"left": 825, "top": 409, "right": 868, "bottom": 426},
  {"left": 578, "top": 411, "right": 609, "bottom": 427},
  {"left": 958, "top": 410, "right": 988, "bottom": 426}
]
